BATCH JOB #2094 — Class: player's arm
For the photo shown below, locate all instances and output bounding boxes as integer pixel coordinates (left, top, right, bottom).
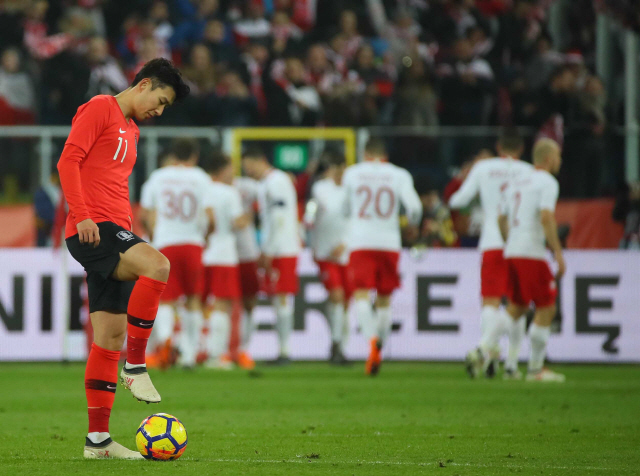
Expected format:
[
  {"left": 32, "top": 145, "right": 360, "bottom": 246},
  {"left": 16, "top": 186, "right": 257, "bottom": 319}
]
[
  {"left": 540, "top": 179, "right": 565, "bottom": 278},
  {"left": 205, "top": 207, "right": 215, "bottom": 237},
  {"left": 230, "top": 190, "right": 249, "bottom": 230},
  {"left": 448, "top": 164, "right": 480, "bottom": 209},
  {"left": 57, "top": 99, "right": 110, "bottom": 246},
  {"left": 399, "top": 171, "right": 423, "bottom": 243}
]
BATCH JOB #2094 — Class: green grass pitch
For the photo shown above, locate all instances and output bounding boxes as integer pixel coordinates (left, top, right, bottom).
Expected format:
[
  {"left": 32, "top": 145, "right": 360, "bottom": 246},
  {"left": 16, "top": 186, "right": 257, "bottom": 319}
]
[{"left": 0, "top": 362, "right": 638, "bottom": 475}]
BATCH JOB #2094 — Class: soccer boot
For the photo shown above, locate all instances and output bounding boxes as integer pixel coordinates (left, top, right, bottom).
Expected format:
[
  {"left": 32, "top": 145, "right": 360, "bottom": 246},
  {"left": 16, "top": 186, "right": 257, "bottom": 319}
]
[
  {"left": 83, "top": 437, "right": 143, "bottom": 459},
  {"left": 120, "top": 364, "right": 161, "bottom": 403},
  {"left": 464, "top": 347, "right": 484, "bottom": 379},
  {"left": 484, "top": 346, "right": 501, "bottom": 378},
  {"left": 503, "top": 367, "right": 523, "bottom": 380},
  {"left": 236, "top": 351, "right": 256, "bottom": 370},
  {"left": 525, "top": 368, "right": 566, "bottom": 383},
  {"left": 270, "top": 354, "right": 292, "bottom": 366},
  {"left": 365, "top": 338, "right": 382, "bottom": 376},
  {"left": 204, "top": 357, "right": 234, "bottom": 370}
]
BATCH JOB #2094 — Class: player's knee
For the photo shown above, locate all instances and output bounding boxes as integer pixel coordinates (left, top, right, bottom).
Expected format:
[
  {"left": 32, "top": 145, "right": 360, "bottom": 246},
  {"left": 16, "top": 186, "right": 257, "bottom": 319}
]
[{"left": 152, "top": 253, "right": 171, "bottom": 282}]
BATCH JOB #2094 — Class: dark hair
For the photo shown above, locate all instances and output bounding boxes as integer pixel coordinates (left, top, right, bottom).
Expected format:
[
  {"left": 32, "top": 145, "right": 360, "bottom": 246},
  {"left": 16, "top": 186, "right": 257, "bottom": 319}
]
[
  {"left": 320, "top": 149, "right": 346, "bottom": 168},
  {"left": 242, "top": 146, "right": 266, "bottom": 160},
  {"left": 497, "top": 127, "right": 524, "bottom": 152},
  {"left": 131, "top": 58, "right": 190, "bottom": 102},
  {"left": 207, "top": 150, "right": 231, "bottom": 174},
  {"left": 364, "top": 137, "right": 387, "bottom": 156},
  {"left": 170, "top": 138, "right": 199, "bottom": 161}
]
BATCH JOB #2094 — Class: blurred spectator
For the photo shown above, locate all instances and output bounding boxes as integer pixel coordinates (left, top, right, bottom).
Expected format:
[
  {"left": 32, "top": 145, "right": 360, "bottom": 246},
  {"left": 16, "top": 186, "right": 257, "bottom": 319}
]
[
  {"left": 0, "top": 47, "right": 35, "bottom": 124},
  {"left": 23, "top": 0, "right": 75, "bottom": 60},
  {"left": 438, "top": 37, "right": 495, "bottom": 125},
  {"left": 0, "top": 0, "right": 28, "bottom": 49},
  {"left": 613, "top": 181, "right": 640, "bottom": 249},
  {"left": 333, "top": 10, "right": 364, "bottom": 62},
  {"left": 170, "top": 0, "right": 221, "bottom": 51},
  {"left": 211, "top": 70, "right": 257, "bottom": 125},
  {"left": 394, "top": 58, "right": 438, "bottom": 127},
  {"left": 523, "top": 33, "right": 564, "bottom": 91},
  {"left": 85, "top": 36, "right": 128, "bottom": 98},
  {"left": 34, "top": 171, "right": 60, "bottom": 247},
  {"left": 265, "top": 55, "right": 321, "bottom": 126},
  {"left": 418, "top": 188, "right": 457, "bottom": 248},
  {"left": 350, "top": 44, "right": 394, "bottom": 124},
  {"left": 181, "top": 43, "right": 217, "bottom": 94},
  {"left": 234, "top": 1, "right": 271, "bottom": 46},
  {"left": 493, "top": 0, "right": 545, "bottom": 69},
  {"left": 240, "top": 40, "right": 271, "bottom": 117},
  {"left": 148, "top": 1, "right": 173, "bottom": 47},
  {"left": 202, "top": 19, "right": 239, "bottom": 71}
]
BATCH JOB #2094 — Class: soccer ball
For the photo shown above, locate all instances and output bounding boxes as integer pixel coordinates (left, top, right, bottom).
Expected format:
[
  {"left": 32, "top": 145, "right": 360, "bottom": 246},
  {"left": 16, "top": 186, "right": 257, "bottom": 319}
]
[{"left": 136, "top": 413, "right": 188, "bottom": 460}]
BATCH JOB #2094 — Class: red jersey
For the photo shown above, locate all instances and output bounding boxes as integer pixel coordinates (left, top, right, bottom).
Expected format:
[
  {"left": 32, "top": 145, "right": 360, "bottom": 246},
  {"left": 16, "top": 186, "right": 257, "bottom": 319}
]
[{"left": 58, "top": 95, "right": 139, "bottom": 239}]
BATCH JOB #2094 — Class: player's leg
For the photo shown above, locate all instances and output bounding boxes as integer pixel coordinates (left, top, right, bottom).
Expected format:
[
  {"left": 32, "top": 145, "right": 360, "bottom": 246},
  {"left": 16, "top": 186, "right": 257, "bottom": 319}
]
[
  {"left": 112, "top": 242, "right": 169, "bottom": 401},
  {"left": 503, "top": 302, "right": 528, "bottom": 380},
  {"left": 349, "top": 251, "right": 377, "bottom": 345},
  {"left": 271, "top": 257, "right": 298, "bottom": 364},
  {"left": 147, "top": 301, "right": 176, "bottom": 369},
  {"left": 237, "top": 296, "right": 257, "bottom": 369},
  {"left": 179, "top": 295, "right": 204, "bottom": 369},
  {"left": 525, "top": 305, "right": 564, "bottom": 382},
  {"left": 84, "top": 310, "right": 142, "bottom": 459},
  {"left": 237, "top": 261, "right": 259, "bottom": 369},
  {"left": 327, "top": 287, "right": 347, "bottom": 364},
  {"left": 206, "top": 298, "right": 233, "bottom": 369}
]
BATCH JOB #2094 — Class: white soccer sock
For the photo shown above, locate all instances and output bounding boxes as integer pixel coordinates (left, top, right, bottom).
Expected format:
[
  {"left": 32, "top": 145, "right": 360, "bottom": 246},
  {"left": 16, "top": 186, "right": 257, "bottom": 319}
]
[
  {"left": 478, "top": 305, "right": 506, "bottom": 355},
  {"left": 151, "top": 304, "right": 175, "bottom": 347},
  {"left": 505, "top": 316, "right": 526, "bottom": 372},
  {"left": 239, "top": 308, "right": 255, "bottom": 353},
  {"left": 328, "top": 301, "right": 344, "bottom": 344},
  {"left": 87, "top": 432, "right": 110, "bottom": 444},
  {"left": 207, "top": 310, "right": 231, "bottom": 360},
  {"left": 340, "top": 304, "right": 350, "bottom": 353},
  {"left": 179, "top": 308, "right": 204, "bottom": 366},
  {"left": 274, "top": 297, "right": 293, "bottom": 357},
  {"left": 355, "top": 298, "right": 377, "bottom": 341},
  {"left": 376, "top": 306, "right": 392, "bottom": 346},
  {"left": 528, "top": 323, "right": 551, "bottom": 373}
]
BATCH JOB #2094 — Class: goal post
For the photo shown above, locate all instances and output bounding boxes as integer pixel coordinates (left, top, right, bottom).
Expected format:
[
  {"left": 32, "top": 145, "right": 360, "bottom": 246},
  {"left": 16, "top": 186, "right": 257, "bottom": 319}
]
[{"left": 230, "top": 127, "right": 357, "bottom": 174}]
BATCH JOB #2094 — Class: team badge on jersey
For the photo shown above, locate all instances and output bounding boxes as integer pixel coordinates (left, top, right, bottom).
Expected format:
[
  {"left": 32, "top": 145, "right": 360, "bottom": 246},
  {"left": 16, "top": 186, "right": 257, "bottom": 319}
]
[{"left": 117, "top": 231, "right": 135, "bottom": 241}]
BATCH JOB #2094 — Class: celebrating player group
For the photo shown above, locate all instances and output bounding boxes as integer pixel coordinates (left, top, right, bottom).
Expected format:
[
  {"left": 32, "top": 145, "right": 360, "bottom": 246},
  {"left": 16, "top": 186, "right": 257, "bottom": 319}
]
[{"left": 58, "top": 57, "right": 566, "bottom": 460}]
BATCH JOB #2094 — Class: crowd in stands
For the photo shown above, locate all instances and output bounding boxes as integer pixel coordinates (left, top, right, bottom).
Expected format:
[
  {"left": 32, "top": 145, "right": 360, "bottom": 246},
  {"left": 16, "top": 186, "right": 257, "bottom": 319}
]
[{"left": 0, "top": 0, "right": 634, "bottom": 200}]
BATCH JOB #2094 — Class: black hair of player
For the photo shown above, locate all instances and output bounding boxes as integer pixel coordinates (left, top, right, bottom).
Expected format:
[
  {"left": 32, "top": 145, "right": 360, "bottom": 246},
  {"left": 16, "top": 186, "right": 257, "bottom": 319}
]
[
  {"left": 320, "top": 149, "right": 346, "bottom": 168},
  {"left": 131, "top": 58, "right": 190, "bottom": 102},
  {"left": 207, "top": 150, "right": 232, "bottom": 174},
  {"left": 242, "top": 146, "right": 267, "bottom": 160},
  {"left": 497, "top": 127, "right": 524, "bottom": 153},
  {"left": 171, "top": 138, "right": 200, "bottom": 162},
  {"left": 364, "top": 137, "right": 387, "bottom": 156}
]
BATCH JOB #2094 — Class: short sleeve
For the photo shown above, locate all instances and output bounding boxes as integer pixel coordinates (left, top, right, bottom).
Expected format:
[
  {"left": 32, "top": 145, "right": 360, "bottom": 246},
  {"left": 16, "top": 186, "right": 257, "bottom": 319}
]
[
  {"left": 65, "top": 97, "right": 111, "bottom": 154},
  {"left": 539, "top": 177, "right": 559, "bottom": 211},
  {"left": 140, "top": 179, "right": 155, "bottom": 209}
]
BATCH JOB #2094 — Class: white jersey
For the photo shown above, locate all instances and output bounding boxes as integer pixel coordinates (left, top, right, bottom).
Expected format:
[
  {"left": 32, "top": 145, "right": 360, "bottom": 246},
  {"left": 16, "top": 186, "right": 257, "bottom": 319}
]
[
  {"left": 307, "top": 177, "right": 348, "bottom": 264},
  {"left": 449, "top": 157, "right": 533, "bottom": 252},
  {"left": 258, "top": 168, "right": 301, "bottom": 257},
  {"left": 140, "top": 165, "right": 213, "bottom": 250},
  {"left": 202, "top": 182, "right": 244, "bottom": 266},
  {"left": 234, "top": 177, "right": 260, "bottom": 262},
  {"left": 503, "top": 169, "right": 559, "bottom": 260},
  {"left": 342, "top": 161, "right": 422, "bottom": 252}
]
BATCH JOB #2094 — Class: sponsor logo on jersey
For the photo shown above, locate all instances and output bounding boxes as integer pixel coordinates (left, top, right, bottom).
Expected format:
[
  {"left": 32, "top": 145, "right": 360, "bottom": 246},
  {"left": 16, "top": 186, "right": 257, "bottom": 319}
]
[{"left": 117, "top": 231, "right": 135, "bottom": 241}]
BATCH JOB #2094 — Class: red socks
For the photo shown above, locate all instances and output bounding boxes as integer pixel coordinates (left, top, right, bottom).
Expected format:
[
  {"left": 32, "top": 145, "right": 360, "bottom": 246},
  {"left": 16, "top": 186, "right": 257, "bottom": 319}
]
[
  {"left": 85, "top": 343, "right": 120, "bottom": 433},
  {"left": 126, "top": 276, "right": 167, "bottom": 365}
]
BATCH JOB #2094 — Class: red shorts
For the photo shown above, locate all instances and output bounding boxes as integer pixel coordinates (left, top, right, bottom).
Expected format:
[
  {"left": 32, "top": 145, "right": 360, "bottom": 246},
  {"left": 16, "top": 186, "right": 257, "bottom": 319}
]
[
  {"left": 316, "top": 260, "right": 353, "bottom": 301},
  {"left": 202, "top": 265, "right": 241, "bottom": 301},
  {"left": 348, "top": 249, "right": 400, "bottom": 295},
  {"left": 159, "top": 244, "right": 204, "bottom": 301},
  {"left": 238, "top": 261, "right": 260, "bottom": 297},
  {"left": 481, "top": 249, "right": 509, "bottom": 299},
  {"left": 506, "top": 258, "right": 557, "bottom": 308},
  {"left": 263, "top": 256, "right": 299, "bottom": 295}
]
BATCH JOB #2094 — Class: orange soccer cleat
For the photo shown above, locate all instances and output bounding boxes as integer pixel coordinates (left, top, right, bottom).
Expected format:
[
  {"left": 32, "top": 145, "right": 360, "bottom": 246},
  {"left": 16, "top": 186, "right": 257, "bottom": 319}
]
[
  {"left": 236, "top": 351, "right": 255, "bottom": 370},
  {"left": 364, "top": 338, "right": 382, "bottom": 376}
]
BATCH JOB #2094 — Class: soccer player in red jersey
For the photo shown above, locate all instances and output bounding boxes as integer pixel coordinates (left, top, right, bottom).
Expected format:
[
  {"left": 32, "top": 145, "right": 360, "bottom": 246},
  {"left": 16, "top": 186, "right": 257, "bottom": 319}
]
[{"left": 57, "top": 58, "right": 190, "bottom": 459}]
